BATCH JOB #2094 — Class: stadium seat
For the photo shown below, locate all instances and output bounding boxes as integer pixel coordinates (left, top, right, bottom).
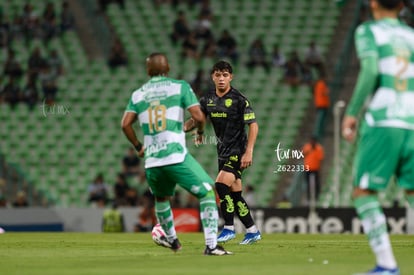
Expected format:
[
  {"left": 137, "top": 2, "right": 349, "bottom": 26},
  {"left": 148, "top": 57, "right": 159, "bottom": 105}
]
[{"left": 0, "top": 0, "right": 343, "bottom": 207}]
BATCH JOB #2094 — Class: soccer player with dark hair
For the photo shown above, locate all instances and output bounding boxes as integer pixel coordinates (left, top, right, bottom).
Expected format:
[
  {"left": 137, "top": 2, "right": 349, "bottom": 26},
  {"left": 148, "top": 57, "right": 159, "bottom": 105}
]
[
  {"left": 342, "top": 0, "right": 413, "bottom": 274},
  {"left": 187, "top": 60, "right": 261, "bottom": 244},
  {"left": 121, "top": 53, "right": 232, "bottom": 255}
]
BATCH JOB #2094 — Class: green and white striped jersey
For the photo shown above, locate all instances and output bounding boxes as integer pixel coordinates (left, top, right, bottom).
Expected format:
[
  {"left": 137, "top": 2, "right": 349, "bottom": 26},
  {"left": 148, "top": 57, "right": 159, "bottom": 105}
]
[
  {"left": 125, "top": 76, "right": 199, "bottom": 168},
  {"left": 355, "top": 18, "right": 414, "bottom": 129}
]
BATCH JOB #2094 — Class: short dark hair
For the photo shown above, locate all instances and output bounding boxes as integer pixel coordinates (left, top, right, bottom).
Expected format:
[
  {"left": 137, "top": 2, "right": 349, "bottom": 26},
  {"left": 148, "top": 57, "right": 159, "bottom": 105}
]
[
  {"left": 146, "top": 53, "right": 169, "bottom": 77},
  {"left": 211, "top": 61, "right": 233, "bottom": 74},
  {"left": 377, "top": 0, "right": 403, "bottom": 9}
]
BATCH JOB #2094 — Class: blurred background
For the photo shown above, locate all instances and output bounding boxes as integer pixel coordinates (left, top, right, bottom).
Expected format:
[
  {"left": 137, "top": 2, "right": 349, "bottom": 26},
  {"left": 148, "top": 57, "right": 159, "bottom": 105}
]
[{"left": 0, "top": 0, "right": 412, "bottom": 212}]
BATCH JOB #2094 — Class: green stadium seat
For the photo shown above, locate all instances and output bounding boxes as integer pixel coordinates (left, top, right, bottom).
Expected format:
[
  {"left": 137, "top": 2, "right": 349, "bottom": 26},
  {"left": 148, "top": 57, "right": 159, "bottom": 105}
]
[{"left": 0, "top": 0, "right": 341, "bottom": 207}]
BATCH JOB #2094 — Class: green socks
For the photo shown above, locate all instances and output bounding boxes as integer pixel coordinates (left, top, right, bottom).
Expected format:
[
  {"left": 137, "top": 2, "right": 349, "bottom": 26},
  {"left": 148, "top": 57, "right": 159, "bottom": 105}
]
[
  {"left": 155, "top": 190, "right": 219, "bottom": 249},
  {"left": 354, "top": 195, "right": 397, "bottom": 269},
  {"left": 155, "top": 200, "right": 177, "bottom": 242},
  {"left": 200, "top": 190, "right": 219, "bottom": 249}
]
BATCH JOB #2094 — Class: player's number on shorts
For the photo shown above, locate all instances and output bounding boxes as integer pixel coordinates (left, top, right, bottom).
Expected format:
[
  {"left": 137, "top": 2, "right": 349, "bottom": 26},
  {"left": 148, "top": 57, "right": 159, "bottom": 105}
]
[
  {"left": 147, "top": 104, "right": 167, "bottom": 133},
  {"left": 395, "top": 55, "right": 409, "bottom": 91}
]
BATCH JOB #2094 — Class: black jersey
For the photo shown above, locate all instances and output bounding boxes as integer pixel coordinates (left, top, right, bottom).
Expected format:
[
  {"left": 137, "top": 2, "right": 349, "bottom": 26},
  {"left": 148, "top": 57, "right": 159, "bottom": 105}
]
[{"left": 200, "top": 87, "right": 256, "bottom": 158}]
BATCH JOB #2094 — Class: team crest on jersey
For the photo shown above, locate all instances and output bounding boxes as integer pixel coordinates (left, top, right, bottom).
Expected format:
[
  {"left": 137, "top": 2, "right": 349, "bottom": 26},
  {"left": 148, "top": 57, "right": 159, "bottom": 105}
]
[{"left": 225, "top": 98, "right": 232, "bottom": 107}]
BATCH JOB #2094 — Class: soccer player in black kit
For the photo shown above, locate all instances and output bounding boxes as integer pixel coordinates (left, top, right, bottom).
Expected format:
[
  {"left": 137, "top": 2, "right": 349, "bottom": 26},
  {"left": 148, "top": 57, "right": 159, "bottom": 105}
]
[{"left": 192, "top": 61, "right": 261, "bottom": 244}]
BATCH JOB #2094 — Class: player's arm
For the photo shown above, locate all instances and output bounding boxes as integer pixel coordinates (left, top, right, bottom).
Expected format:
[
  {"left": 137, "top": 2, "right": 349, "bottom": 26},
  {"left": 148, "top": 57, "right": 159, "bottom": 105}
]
[
  {"left": 185, "top": 107, "right": 206, "bottom": 133},
  {"left": 183, "top": 117, "right": 196, "bottom": 132},
  {"left": 189, "top": 105, "right": 206, "bottom": 132},
  {"left": 241, "top": 122, "right": 258, "bottom": 169},
  {"left": 121, "top": 112, "right": 144, "bottom": 157},
  {"left": 343, "top": 24, "right": 378, "bottom": 142},
  {"left": 185, "top": 95, "right": 207, "bottom": 132},
  {"left": 182, "top": 82, "right": 206, "bottom": 142},
  {"left": 188, "top": 105, "right": 206, "bottom": 143},
  {"left": 342, "top": 56, "right": 378, "bottom": 142},
  {"left": 241, "top": 98, "right": 258, "bottom": 168}
]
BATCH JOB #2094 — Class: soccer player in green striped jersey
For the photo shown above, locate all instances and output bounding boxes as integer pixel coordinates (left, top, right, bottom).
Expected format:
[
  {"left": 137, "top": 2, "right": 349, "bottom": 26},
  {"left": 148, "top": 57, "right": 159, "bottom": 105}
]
[
  {"left": 121, "top": 53, "right": 232, "bottom": 255},
  {"left": 342, "top": 1, "right": 414, "bottom": 274}
]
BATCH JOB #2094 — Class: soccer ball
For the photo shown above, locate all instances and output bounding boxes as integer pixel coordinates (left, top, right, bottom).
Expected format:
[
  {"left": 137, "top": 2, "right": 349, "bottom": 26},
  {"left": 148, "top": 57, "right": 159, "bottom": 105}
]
[{"left": 151, "top": 224, "right": 166, "bottom": 246}]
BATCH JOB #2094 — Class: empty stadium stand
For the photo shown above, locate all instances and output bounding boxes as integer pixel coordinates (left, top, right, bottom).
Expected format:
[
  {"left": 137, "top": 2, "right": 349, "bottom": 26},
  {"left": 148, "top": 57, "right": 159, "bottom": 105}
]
[{"left": 1, "top": 0, "right": 341, "bottom": 207}]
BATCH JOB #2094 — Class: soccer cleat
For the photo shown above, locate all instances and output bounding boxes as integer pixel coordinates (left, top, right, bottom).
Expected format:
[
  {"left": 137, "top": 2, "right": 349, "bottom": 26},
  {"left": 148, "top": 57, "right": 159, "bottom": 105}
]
[
  {"left": 169, "top": 238, "right": 182, "bottom": 252},
  {"left": 239, "top": 231, "right": 261, "bottom": 245},
  {"left": 155, "top": 236, "right": 172, "bottom": 248},
  {"left": 204, "top": 245, "right": 233, "bottom": 255},
  {"left": 217, "top": 229, "right": 236, "bottom": 243},
  {"left": 157, "top": 237, "right": 182, "bottom": 252},
  {"left": 353, "top": 265, "right": 400, "bottom": 275}
]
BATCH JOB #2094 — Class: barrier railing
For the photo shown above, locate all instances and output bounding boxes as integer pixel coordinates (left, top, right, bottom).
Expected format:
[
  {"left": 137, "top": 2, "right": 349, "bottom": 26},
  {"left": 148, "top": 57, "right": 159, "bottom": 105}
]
[{"left": 285, "top": 0, "right": 363, "bottom": 207}]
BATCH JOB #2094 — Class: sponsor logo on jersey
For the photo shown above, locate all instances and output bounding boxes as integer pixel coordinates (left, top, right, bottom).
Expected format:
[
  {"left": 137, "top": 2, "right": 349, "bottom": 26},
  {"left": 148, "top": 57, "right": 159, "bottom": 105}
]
[
  {"left": 244, "top": 113, "right": 255, "bottom": 120},
  {"left": 207, "top": 98, "right": 216, "bottom": 106},
  {"left": 147, "top": 142, "right": 167, "bottom": 154},
  {"left": 211, "top": 112, "right": 227, "bottom": 118},
  {"left": 144, "top": 90, "right": 168, "bottom": 102}
]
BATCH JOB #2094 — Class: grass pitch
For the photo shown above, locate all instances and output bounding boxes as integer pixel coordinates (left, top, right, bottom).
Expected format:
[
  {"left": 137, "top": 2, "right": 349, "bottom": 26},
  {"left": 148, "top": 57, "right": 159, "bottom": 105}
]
[{"left": 0, "top": 233, "right": 413, "bottom": 275}]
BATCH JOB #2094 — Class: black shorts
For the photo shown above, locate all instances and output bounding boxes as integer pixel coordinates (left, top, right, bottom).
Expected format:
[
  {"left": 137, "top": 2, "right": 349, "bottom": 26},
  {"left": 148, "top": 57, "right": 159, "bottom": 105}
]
[{"left": 218, "top": 155, "right": 242, "bottom": 179}]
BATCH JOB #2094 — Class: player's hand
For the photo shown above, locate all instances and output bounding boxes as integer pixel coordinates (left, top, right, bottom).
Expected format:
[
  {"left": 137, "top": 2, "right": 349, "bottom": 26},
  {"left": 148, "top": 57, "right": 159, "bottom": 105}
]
[
  {"left": 342, "top": 115, "right": 357, "bottom": 142},
  {"left": 137, "top": 147, "right": 145, "bottom": 158},
  {"left": 184, "top": 118, "right": 195, "bottom": 133},
  {"left": 193, "top": 131, "right": 203, "bottom": 147},
  {"left": 241, "top": 151, "right": 253, "bottom": 169}
]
